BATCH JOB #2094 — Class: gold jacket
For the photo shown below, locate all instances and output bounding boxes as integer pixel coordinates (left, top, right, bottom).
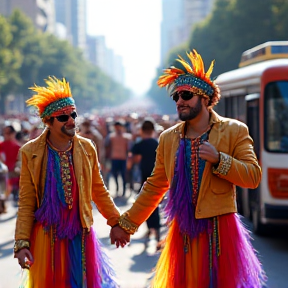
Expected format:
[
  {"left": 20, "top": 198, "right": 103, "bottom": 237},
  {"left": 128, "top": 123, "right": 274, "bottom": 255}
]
[
  {"left": 15, "top": 129, "right": 120, "bottom": 243},
  {"left": 120, "top": 110, "right": 262, "bottom": 233}
]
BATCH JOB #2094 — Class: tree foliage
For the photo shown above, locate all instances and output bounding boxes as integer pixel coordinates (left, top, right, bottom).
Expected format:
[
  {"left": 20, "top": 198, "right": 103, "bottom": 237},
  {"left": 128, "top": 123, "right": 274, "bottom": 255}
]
[
  {"left": 0, "top": 9, "right": 130, "bottom": 115},
  {"left": 148, "top": 0, "right": 288, "bottom": 113}
]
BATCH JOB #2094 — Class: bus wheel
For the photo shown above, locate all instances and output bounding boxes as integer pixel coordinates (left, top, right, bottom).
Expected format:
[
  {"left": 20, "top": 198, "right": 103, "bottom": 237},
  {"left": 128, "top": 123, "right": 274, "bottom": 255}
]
[{"left": 252, "top": 206, "right": 267, "bottom": 235}]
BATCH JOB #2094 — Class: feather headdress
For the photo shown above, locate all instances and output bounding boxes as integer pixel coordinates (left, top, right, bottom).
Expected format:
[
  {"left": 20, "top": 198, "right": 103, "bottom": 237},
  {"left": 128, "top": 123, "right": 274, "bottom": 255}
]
[
  {"left": 27, "top": 76, "right": 75, "bottom": 118},
  {"left": 157, "top": 49, "right": 217, "bottom": 98}
]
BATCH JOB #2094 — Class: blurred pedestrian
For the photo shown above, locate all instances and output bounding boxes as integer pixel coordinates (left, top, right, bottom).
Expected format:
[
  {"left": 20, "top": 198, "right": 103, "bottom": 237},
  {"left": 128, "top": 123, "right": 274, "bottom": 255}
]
[
  {"left": 111, "top": 50, "right": 266, "bottom": 287},
  {"left": 105, "top": 120, "right": 132, "bottom": 197},
  {"left": 14, "top": 76, "right": 129, "bottom": 288},
  {"left": 131, "top": 119, "right": 161, "bottom": 251},
  {"left": 0, "top": 160, "right": 8, "bottom": 214},
  {"left": 0, "top": 125, "right": 21, "bottom": 205},
  {"left": 78, "top": 117, "right": 105, "bottom": 169}
]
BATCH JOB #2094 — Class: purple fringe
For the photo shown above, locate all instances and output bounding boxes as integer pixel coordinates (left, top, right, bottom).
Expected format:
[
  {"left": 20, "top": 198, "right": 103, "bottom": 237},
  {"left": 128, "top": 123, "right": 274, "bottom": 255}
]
[
  {"left": 86, "top": 227, "right": 120, "bottom": 288},
  {"left": 35, "top": 148, "right": 81, "bottom": 240},
  {"left": 164, "top": 139, "right": 209, "bottom": 238}
]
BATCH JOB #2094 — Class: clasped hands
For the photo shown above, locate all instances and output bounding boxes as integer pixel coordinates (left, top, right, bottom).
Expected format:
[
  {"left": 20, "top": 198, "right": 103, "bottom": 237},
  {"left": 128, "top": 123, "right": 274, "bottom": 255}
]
[{"left": 110, "top": 225, "right": 130, "bottom": 248}]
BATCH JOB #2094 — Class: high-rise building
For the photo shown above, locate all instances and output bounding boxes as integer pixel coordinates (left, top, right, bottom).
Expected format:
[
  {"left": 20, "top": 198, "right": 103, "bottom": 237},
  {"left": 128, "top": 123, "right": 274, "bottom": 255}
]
[
  {"left": 113, "top": 54, "right": 125, "bottom": 85},
  {"left": 54, "top": 0, "right": 86, "bottom": 51},
  {"left": 160, "top": 0, "right": 183, "bottom": 65},
  {"left": 183, "top": 0, "right": 215, "bottom": 41},
  {"left": 86, "top": 35, "right": 125, "bottom": 85},
  {"left": 0, "top": 0, "right": 55, "bottom": 33},
  {"left": 86, "top": 35, "right": 107, "bottom": 71},
  {"left": 160, "top": 0, "right": 215, "bottom": 65}
]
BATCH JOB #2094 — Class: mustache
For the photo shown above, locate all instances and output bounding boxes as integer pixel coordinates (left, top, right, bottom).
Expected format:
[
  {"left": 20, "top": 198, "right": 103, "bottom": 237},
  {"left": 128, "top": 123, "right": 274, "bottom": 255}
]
[
  {"left": 65, "top": 125, "right": 76, "bottom": 130},
  {"left": 64, "top": 123, "right": 76, "bottom": 128},
  {"left": 177, "top": 105, "right": 190, "bottom": 109}
]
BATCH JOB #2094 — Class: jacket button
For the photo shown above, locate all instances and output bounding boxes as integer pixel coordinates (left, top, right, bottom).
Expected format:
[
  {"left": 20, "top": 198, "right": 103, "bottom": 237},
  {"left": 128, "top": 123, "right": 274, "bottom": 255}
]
[{"left": 197, "top": 209, "right": 201, "bottom": 213}]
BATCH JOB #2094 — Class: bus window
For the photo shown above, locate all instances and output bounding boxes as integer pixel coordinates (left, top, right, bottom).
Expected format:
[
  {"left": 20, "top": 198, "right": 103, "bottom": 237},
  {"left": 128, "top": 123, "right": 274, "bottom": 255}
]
[
  {"left": 225, "top": 97, "right": 232, "bottom": 118},
  {"left": 264, "top": 81, "right": 288, "bottom": 153},
  {"left": 247, "top": 99, "right": 260, "bottom": 159},
  {"left": 237, "top": 95, "right": 246, "bottom": 123},
  {"left": 271, "top": 45, "right": 288, "bottom": 54},
  {"left": 214, "top": 97, "right": 225, "bottom": 115},
  {"left": 232, "top": 96, "right": 238, "bottom": 118},
  {"left": 222, "top": 95, "right": 246, "bottom": 122}
]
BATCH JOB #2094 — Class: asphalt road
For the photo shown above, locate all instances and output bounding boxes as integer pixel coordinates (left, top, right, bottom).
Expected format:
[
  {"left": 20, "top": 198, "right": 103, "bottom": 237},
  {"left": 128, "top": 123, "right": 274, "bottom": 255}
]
[
  {"left": 1, "top": 181, "right": 288, "bottom": 288},
  {"left": 0, "top": 190, "right": 162, "bottom": 288}
]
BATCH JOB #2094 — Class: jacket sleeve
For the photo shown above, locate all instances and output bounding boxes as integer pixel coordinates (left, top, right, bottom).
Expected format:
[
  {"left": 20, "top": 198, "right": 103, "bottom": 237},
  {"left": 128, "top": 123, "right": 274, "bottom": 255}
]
[
  {"left": 90, "top": 146, "right": 120, "bottom": 227},
  {"left": 14, "top": 151, "right": 37, "bottom": 242},
  {"left": 213, "top": 122, "right": 262, "bottom": 188},
  {"left": 120, "top": 132, "right": 170, "bottom": 230}
]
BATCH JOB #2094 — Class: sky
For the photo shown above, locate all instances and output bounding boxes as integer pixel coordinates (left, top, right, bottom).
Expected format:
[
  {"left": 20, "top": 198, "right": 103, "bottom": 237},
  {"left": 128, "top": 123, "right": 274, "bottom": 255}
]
[{"left": 86, "top": 0, "right": 162, "bottom": 97}]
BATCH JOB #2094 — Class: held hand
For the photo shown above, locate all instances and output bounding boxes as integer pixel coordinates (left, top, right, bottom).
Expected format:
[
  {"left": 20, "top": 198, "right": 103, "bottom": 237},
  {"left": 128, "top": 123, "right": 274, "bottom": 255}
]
[
  {"left": 199, "top": 141, "right": 219, "bottom": 165},
  {"left": 15, "top": 248, "right": 34, "bottom": 269},
  {"left": 110, "top": 225, "right": 130, "bottom": 248}
]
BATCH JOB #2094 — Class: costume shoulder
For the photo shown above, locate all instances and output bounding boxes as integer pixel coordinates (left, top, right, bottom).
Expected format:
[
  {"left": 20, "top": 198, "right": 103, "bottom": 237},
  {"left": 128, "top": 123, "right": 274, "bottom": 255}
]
[
  {"left": 20, "top": 128, "right": 47, "bottom": 153},
  {"left": 159, "top": 122, "right": 184, "bottom": 139},
  {"left": 75, "top": 134, "right": 97, "bottom": 151},
  {"left": 216, "top": 113, "right": 248, "bottom": 130}
]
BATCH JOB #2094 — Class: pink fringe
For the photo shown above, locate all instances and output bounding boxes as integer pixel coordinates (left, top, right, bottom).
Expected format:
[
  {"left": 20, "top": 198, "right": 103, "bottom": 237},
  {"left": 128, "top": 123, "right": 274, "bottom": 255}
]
[{"left": 218, "top": 213, "right": 266, "bottom": 288}]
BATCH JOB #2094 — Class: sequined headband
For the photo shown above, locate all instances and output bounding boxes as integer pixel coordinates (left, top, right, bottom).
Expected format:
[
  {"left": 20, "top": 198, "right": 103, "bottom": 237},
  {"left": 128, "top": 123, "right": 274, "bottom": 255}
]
[
  {"left": 169, "top": 74, "right": 214, "bottom": 97},
  {"left": 41, "top": 97, "right": 75, "bottom": 118},
  {"left": 157, "top": 49, "right": 217, "bottom": 99}
]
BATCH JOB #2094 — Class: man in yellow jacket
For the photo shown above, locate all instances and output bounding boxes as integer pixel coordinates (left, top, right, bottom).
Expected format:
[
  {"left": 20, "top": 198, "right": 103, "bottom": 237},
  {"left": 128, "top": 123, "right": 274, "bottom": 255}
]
[
  {"left": 14, "top": 77, "right": 129, "bottom": 288},
  {"left": 111, "top": 50, "right": 266, "bottom": 288}
]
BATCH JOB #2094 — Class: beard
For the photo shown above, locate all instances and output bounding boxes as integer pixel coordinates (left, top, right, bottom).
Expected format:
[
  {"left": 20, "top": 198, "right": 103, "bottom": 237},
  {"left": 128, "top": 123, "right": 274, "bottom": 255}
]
[
  {"left": 61, "top": 125, "right": 76, "bottom": 137},
  {"left": 178, "top": 96, "right": 202, "bottom": 121}
]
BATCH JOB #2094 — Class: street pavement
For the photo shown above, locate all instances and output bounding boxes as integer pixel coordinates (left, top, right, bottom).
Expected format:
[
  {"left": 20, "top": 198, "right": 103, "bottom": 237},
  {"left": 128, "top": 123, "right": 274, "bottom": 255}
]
[
  {"left": 0, "top": 180, "right": 163, "bottom": 288},
  {"left": 1, "top": 180, "right": 288, "bottom": 287}
]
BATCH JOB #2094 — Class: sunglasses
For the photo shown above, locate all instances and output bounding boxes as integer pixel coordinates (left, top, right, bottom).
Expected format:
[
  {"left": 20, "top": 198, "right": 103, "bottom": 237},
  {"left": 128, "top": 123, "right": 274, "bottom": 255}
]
[
  {"left": 55, "top": 111, "right": 78, "bottom": 122},
  {"left": 172, "top": 91, "right": 195, "bottom": 102}
]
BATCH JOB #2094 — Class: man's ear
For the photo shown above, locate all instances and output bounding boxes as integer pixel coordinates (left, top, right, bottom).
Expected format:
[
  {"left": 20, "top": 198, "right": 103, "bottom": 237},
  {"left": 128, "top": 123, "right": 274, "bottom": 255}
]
[
  {"left": 43, "top": 117, "right": 53, "bottom": 128},
  {"left": 202, "top": 97, "right": 209, "bottom": 107}
]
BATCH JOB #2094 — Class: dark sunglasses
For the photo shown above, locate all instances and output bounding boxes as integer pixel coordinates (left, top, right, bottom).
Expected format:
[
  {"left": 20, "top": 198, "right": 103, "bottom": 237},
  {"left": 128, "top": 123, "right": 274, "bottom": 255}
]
[
  {"left": 172, "top": 91, "right": 195, "bottom": 102},
  {"left": 55, "top": 111, "right": 78, "bottom": 122}
]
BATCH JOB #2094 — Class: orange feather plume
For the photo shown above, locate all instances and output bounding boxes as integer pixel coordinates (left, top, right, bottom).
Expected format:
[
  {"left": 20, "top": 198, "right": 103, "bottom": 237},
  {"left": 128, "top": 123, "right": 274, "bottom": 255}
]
[
  {"left": 157, "top": 49, "right": 215, "bottom": 88},
  {"left": 27, "top": 76, "right": 73, "bottom": 116}
]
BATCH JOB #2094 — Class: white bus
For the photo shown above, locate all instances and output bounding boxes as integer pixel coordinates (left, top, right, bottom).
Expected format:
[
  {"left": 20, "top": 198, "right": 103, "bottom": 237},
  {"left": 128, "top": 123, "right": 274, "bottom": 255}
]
[{"left": 215, "top": 42, "right": 288, "bottom": 235}]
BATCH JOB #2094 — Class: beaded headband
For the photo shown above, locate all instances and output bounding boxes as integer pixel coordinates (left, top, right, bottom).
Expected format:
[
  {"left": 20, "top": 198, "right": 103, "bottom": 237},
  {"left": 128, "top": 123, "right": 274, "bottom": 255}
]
[
  {"left": 157, "top": 49, "right": 217, "bottom": 98},
  {"left": 42, "top": 98, "right": 75, "bottom": 118},
  {"left": 27, "top": 76, "right": 75, "bottom": 118}
]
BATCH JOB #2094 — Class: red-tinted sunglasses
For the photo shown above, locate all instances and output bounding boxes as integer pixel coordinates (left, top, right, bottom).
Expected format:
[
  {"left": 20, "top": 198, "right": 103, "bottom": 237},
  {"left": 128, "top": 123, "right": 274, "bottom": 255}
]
[
  {"left": 55, "top": 111, "right": 78, "bottom": 122},
  {"left": 172, "top": 91, "right": 195, "bottom": 102}
]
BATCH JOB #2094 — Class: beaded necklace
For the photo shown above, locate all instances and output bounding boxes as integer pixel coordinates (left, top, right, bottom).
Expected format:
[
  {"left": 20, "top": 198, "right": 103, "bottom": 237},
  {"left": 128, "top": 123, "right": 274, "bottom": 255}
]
[
  {"left": 47, "top": 139, "right": 74, "bottom": 209},
  {"left": 183, "top": 123, "right": 213, "bottom": 207}
]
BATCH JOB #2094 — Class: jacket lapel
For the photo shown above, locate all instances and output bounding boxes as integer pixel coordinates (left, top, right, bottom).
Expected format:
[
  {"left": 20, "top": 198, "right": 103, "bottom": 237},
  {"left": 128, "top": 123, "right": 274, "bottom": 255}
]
[
  {"left": 72, "top": 135, "right": 84, "bottom": 190},
  {"left": 26, "top": 129, "right": 48, "bottom": 203},
  {"left": 200, "top": 110, "right": 223, "bottom": 194},
  {"left": 208, "top": 110, "right": 223, "bottom": 148}
]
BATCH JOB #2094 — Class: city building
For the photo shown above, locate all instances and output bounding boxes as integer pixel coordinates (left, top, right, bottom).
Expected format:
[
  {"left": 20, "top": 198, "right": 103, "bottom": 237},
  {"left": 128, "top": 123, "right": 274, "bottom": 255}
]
[
  {"left": 54, "top": 0, "right": 86, "bottom": 51},
  {"left": 160, "top": 0, "right": 216, "bottom": 65},
  {"left": 0, "top": 0, "right": 55, "bottom": 33},
  {"left": 86, "top": 35, "right": 125, "bottom": 85}
]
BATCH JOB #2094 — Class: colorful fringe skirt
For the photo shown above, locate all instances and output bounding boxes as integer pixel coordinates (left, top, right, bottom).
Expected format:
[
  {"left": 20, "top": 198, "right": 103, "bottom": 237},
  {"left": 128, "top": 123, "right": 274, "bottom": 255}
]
[
  {"left": 22, "top": 222, "right": 119, "bottom": 288},
  {"left": 150, "top": 213, "right": 266, "bottom": 288}
]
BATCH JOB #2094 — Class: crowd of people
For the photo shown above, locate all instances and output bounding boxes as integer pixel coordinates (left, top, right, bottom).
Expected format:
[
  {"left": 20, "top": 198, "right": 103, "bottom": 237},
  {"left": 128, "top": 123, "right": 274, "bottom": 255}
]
[
  {"left": 0, "top": 108, "right": 177, "bottom": 216},
  {"left": 0, "top": 49, "right": 267, "bottom": 288}
]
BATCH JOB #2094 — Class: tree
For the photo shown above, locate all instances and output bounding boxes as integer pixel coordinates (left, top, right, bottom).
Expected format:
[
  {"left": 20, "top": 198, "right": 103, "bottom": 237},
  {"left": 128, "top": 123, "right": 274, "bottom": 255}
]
[
  {"left": 0, "top": 14, "right": 22, "bottom": 113},
  {"left": 148, "top": 0, "right": 288, "bottom": 113},
  {"left": 0, "top": 10, "right": 134, "bottom": 115},
  {"left": 189, "top": 0, "right": 288, "bottom": 76}
]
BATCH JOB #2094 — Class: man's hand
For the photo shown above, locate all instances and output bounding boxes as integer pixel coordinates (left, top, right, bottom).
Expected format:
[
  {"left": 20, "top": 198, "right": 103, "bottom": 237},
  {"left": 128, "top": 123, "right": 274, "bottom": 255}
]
[
  {"left": 199, "top": 141, "right": 219, "bottom": 165},
  {"left": 110, "top": 225, "right": 130, "bottom": 248},
  {"left": 15, "top": 248, "right": 34, "bottom": 269}
]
